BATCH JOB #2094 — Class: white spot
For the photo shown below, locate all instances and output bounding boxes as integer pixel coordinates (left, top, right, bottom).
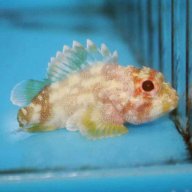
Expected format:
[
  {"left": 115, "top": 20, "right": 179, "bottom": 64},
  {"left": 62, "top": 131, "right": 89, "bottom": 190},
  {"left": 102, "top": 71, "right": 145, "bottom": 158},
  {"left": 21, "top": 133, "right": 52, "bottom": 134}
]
[
  {"left": 30, "top": 112, "right": 40, "bottom": 124},
  {"left": 77, "top": 94, "right": 94, "bottom": 105},
  {"left": 111, "top": 69, "right": 116, "bottom": 73},
  {"left": 21, "top": 108, "right": 27, "bottom": 116},
  {"left": 49, "top": 93, "right": 59, "bottom": 103},
  {"left": 46, "top": 104, "right": 68, "bottom": 128},
  {"left": 90, "top": 64, "right": 103, "bottom": 74},
  {"left": 150, "top": 102, "right": 163, "bottom": 117},
  {"left": 38, "top": 95, "right": 43, "bottom": 101},
  {"left": 21, "top": 119, "right": 27, "bottom": 125},
  {"left": 98, "top": 92, "right": 104, "bottom": 98},
  {"left": 51, "top": 82, "right": 60, "bottom": 90},
  {"left": 33, "top": 104, "right": 41, "bottom": 113},
  {"left": 68, "top": 75, "right": 80, "bottom": 86},
  {"left": 30, "top": 103, "right": 35, "bottom": 108},
  {"left": 81, "top": 76, "right": 101, "bottom": 89},
  {"left": 119, "top": 92, "right": 129, "bottom": 99},
  {"left": 116, "top": 104, "right": 123, "bottom": 111},
  {"left": 70, "top": 88, "right": 79, "bottom": 94},
  {"left": 109, "top": 95, "right": 117, "bottom": 100}
]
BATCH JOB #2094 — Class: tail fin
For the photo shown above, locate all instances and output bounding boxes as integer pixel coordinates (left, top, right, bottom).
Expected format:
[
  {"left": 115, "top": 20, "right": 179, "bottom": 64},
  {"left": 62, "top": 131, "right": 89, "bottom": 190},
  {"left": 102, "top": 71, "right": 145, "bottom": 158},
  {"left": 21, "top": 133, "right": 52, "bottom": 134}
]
[{"left": 11, "top": 79, "right": 49, "bottom": 107}]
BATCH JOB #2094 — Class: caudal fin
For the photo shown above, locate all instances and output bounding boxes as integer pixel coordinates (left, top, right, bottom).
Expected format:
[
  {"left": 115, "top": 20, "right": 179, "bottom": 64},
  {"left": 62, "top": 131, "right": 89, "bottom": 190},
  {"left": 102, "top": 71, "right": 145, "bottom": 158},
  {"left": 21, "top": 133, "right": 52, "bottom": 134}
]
[{"left": 11, "top": 79, "right": 49, "bottom": 107}]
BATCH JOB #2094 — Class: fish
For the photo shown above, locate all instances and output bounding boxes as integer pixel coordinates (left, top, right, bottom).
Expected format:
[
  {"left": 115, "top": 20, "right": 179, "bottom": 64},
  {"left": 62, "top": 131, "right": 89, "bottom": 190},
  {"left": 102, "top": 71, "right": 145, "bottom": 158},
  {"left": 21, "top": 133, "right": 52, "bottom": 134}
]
[{"left": 10, "top": 40, "right": 179, "bottom": 139}]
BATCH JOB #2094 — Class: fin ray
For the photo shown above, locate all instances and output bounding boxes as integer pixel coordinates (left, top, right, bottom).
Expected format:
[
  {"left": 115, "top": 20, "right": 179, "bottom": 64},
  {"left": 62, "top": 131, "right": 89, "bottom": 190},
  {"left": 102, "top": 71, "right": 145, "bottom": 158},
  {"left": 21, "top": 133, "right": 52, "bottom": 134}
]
[
  {"left": 11, "top": 80, "right": 49, "bottom": 107},
  {"left": 47, "top": 39, "right": 118, "bottom": 82}
]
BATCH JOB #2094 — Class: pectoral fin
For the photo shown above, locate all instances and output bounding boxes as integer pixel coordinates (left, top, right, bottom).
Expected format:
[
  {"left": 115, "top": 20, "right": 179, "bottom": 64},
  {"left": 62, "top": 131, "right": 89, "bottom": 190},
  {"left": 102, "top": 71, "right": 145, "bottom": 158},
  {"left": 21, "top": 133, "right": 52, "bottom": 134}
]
[{"left": 80, "top": 105, "right": 128, "bottom": 139}]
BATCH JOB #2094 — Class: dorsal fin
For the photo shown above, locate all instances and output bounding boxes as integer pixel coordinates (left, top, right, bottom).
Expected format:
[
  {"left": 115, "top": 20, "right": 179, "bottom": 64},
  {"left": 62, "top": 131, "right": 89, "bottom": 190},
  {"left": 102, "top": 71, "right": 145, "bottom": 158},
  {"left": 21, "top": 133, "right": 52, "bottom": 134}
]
[{"left": 47, "top": 39, "right": 118, "bottom": 82}]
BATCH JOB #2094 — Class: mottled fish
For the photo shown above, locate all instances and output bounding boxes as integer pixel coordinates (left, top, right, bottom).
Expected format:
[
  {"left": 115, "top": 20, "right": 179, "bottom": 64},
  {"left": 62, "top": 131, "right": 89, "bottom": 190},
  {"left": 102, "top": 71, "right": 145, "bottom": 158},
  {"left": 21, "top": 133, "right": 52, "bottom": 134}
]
[{"left": 11, "top": 40, "right": 179, "bottom": 139}]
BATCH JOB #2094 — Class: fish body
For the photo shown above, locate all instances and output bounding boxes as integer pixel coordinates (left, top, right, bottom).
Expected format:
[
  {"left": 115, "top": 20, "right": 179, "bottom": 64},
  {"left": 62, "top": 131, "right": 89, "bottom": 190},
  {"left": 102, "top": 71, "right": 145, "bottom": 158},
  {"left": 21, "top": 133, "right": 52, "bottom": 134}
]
[{"left": 11, "top": 40, "right": 179, "bottom": 139}]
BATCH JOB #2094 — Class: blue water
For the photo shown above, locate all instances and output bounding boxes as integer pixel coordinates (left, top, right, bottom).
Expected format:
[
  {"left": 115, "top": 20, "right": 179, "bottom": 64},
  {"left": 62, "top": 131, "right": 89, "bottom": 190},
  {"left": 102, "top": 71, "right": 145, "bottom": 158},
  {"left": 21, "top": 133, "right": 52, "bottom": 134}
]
[{"left": 0, "top": 1, "right": 191, "bottom": 191}]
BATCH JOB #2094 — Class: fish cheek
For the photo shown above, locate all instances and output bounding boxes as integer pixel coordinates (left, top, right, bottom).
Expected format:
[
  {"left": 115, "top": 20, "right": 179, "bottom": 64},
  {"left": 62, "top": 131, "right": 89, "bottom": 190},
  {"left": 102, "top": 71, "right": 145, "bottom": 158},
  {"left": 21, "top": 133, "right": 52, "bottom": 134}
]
[
  {"left": 122, "top": 99, "right": 152, "bottom": 124},
  {"left": 136, "top": 101, "right": 152, "bottom": 123}
]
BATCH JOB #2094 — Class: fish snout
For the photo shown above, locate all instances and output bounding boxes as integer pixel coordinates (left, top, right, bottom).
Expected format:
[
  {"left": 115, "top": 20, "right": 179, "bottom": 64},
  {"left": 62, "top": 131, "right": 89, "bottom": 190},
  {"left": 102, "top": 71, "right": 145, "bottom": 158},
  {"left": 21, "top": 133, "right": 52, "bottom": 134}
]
[{"left": 162, "top": 83, "right": 179, "bottom": 113}]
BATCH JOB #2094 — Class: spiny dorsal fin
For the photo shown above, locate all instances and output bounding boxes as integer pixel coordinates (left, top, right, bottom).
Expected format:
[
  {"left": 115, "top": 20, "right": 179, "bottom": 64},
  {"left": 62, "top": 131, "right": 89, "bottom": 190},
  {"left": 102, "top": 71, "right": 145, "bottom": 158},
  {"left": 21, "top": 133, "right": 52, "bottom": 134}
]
[
  {"left": 47, "top": 39, "right": 118, "bottom": 82},
  {"left": 10, "top": 80, "right": 49, "bottom": 107}
]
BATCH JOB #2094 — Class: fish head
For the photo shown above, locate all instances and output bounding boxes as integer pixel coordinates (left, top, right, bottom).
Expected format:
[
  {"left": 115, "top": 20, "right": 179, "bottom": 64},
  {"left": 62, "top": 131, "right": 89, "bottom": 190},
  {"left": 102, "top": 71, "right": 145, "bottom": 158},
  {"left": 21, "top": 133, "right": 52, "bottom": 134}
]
[{"left": 123, "top": 66, "right": 179, "bottom": 124}]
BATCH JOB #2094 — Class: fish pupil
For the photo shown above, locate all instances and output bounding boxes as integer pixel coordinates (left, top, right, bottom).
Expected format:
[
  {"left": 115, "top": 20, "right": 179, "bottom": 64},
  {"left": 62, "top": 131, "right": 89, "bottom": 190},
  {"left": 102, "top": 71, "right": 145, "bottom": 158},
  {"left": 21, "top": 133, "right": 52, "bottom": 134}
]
[{"left": 142, "top": 80, "right": 154, "bottom": 92}]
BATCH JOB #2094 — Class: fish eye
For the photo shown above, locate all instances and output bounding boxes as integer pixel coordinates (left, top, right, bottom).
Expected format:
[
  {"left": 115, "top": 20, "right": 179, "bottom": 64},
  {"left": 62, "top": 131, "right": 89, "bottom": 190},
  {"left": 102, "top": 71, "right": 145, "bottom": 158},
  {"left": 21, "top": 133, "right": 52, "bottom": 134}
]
[{"left": 142, "top": 80, "right": 154, "bottom": 92}]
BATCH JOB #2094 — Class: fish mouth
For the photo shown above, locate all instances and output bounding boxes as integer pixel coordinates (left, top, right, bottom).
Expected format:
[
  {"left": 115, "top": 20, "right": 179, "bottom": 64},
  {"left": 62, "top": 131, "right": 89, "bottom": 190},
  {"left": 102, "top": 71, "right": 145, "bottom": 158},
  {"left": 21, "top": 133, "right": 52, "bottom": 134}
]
[{"left": 161, "top": 83, "right": 179, "bottom": 113}]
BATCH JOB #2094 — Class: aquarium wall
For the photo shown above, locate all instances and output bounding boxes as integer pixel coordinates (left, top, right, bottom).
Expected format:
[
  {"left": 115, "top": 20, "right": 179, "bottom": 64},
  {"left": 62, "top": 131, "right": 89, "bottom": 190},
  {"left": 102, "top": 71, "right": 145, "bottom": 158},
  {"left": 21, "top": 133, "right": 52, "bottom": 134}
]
[{"left": 109, "top": 0, "right": 192, "bottom": 150}]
